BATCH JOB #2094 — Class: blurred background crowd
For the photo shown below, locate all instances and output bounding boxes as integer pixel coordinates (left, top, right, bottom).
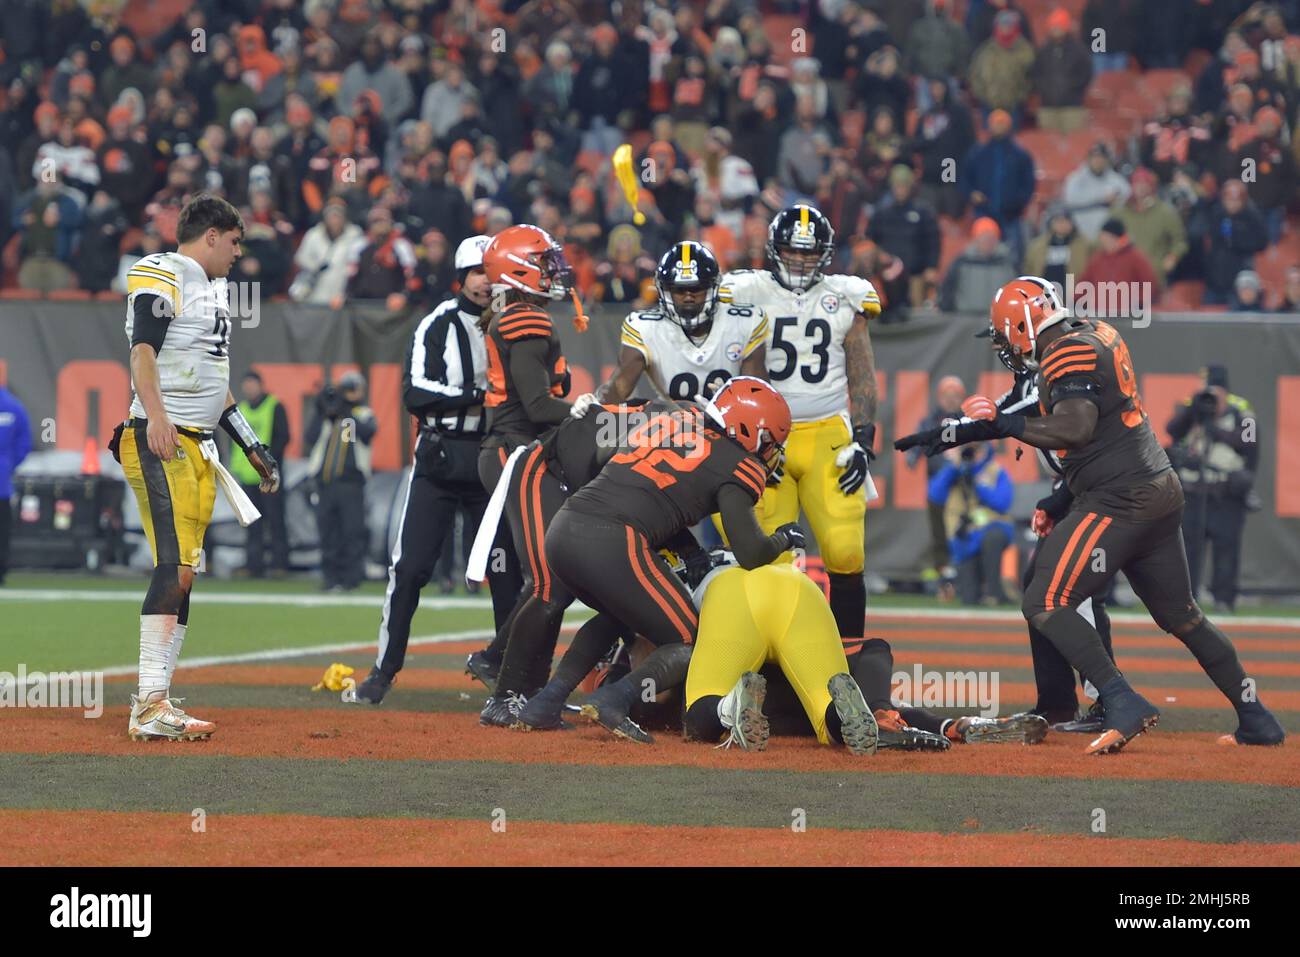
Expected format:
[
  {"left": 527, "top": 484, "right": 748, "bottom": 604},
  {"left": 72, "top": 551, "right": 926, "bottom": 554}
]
[{"left": 1, "top": 0, "right": 1300, "bottom": 320}]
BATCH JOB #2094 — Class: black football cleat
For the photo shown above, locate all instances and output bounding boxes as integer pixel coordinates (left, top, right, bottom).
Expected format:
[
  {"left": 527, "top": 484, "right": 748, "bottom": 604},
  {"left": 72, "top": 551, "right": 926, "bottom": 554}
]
[
  {"left": 355, "top": 667, "right": 394, "bottom": 704},
  {"left": 579, "top": 686, "right": 654, "bottom": 744},
  {"left": 1218, "top": 703, "right": 1285, "bottom": 746},
  {"left": 1052, "top": 700, "right": 1106, "bottom": 734},
  {"left": 514, "top": 686, "right": 572, "bottom": 731},
  {"left": 465, "top": 650, "right": 500, "bottom": 688},
  {"left": 961, "top": 712, "right": 1050, "bottom": 745},
  {"left": 1085, "top": 691, "right": 1159, "bottom": 755},
  {"left": 479, "top": 692, "right": 526, "bottom": 728}
]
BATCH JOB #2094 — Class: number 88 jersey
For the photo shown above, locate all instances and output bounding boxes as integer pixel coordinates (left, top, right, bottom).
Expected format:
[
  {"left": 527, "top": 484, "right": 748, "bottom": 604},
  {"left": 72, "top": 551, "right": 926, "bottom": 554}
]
[
  {"left": 719, "top": 269, "right": 879, "bottom": 422},
  {"left": 620, "top": 302, "right": 769, "bottom": 401}
]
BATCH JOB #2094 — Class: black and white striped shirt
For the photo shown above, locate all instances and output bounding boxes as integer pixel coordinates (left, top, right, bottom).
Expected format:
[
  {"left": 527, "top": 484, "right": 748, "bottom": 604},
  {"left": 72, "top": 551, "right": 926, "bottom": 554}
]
[{"left": 402, "top": 295, "right": 487, "bottom": 435}]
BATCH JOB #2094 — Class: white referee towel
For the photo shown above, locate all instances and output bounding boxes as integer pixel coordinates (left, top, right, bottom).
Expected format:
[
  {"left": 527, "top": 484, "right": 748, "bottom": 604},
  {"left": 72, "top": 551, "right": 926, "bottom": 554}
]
[{"left": 466, "top": 445, "right": 527, "bottom": 583}]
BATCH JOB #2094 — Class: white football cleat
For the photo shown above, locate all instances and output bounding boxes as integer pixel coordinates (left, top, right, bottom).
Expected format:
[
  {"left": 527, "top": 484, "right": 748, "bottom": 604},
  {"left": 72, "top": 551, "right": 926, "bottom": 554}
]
[
  {"left": 716, "top": 671, "right": 769, "bottom": 751},
  {"left": 129, "top": 695, "right": 216, "bottom": 741}
]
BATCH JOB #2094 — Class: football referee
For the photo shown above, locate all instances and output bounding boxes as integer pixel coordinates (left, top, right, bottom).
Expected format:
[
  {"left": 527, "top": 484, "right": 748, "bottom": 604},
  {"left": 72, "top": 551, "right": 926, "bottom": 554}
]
[{"left": 357, "top": 235, "right": 494, "bottom": 703}]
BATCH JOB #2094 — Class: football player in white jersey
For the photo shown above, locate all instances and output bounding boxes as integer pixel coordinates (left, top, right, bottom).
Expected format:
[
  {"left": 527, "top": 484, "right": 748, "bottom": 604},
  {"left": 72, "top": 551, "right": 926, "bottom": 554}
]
[
  {"left": 598, "top": 240, "right": 768, "bottom": 404},
  {"left": 112, "top": 194, "right": 280, "bottom": 741},
  {"left": 719, "top": 203, "right": 882, "bottom": 643}
]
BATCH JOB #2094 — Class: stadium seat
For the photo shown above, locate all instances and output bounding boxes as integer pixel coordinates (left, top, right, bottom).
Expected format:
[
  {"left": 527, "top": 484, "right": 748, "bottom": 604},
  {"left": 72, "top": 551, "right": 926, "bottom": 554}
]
[
  {"left": 47, "top": 289, "right": 92, "bottom": 300},
  {"left": 94, "top": 290, "right": 125, "bottom": 301},
  {"left": 1142, "top": 68, "right": 1194, "bottom": 102},
  {"left": 0, "top": 288, "right": 41, "bottom": 299},
  {"left": 1159, "top": 280, "right": 1205, "bottom": 311},
  {"left": 1086, "top": 69, "right": 1139, "bottom": 109}
]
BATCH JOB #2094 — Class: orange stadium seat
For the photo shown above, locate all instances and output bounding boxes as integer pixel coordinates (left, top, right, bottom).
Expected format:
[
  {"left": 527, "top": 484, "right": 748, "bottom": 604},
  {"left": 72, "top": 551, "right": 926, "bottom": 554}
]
[
  {"left": 1142, "top": 68, "right": 1194, "bottom": 102},
  {"left": 1159, "top": 280, "right": 1205, "bottom": 311},
  {"left": 95, "top": 290, "right": 125, "bottom": 301},
  {"left": 1086, "top": 69, "right": 1140, "bottom": 109},
  {"left": 47, "top": 289, "right": 92, "bottom": 300},
  {"left": 0, "top": 288, "right": 41, "bottom": 299}
]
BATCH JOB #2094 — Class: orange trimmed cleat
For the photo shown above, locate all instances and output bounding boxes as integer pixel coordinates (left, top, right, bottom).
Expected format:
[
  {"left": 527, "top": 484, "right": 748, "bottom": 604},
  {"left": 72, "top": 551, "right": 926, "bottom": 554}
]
[{"left": 1085, "top": 690, "right": 1159, "bottom": 755}]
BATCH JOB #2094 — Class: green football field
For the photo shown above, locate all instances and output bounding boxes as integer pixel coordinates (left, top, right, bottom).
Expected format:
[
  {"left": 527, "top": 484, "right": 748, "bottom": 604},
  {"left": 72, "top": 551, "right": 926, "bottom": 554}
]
[{"left": 1, "top": 571, "right": 1297, "bottom": 867}]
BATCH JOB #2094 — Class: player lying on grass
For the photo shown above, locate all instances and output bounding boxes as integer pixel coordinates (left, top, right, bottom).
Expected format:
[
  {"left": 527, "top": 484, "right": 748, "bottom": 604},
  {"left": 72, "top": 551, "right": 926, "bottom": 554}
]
[
  {"left": 682, "top": 555, "right": 1049, "bottom": 752},
  {"left": 895, "top": 276, "right": 1284, "bottom": 754}
]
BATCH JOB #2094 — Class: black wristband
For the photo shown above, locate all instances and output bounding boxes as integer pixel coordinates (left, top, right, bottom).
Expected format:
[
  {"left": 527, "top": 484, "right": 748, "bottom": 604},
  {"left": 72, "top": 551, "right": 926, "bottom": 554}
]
[{"left": 852, "top": 423, "right": 876, "bottom": 449}]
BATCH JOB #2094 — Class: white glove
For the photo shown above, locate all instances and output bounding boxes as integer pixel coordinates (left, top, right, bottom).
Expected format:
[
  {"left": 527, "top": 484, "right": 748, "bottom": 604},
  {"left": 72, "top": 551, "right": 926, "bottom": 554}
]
[{"left": 570, "top": 393, "right": 598, "bottom": 418}]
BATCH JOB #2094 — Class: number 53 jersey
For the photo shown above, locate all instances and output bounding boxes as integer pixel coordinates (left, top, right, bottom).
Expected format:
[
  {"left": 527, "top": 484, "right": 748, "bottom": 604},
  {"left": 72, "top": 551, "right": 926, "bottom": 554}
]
[
  {"left": 719, "top": 269, "right": 879, "bottom": 421},
  {"left": 124, "top": 251, "right": 232, "bottom": 430},
  {"left": 620, "top": 302, "right": 768, "bottom": 401}
]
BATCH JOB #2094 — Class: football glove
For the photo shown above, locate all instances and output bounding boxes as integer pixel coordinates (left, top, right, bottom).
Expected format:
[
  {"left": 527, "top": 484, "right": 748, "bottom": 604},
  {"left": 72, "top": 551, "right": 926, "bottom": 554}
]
[
  {"left": 835, "top": 424, "right": 876, "bottom": 495},
  {"left": 960, "top": 395, "right": 1026, "bottom": 439},
  {"left": 894, "top": 418, "right": 1006, "bottom": 457},
  {"left": 247, "top": 444, "right": 281, "bottom": 493},
  {"left": 569, "top": 393, "right": 597, "bottom": 418},
  {"left": 774, "top": 522, "right": 806, "bottom": 553}
]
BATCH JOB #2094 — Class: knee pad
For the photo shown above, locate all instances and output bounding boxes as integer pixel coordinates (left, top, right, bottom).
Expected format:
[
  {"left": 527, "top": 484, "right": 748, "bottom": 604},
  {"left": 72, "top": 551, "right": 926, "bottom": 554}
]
[{"left": 821, "top": 532, "right": 864, "bottom": 576}]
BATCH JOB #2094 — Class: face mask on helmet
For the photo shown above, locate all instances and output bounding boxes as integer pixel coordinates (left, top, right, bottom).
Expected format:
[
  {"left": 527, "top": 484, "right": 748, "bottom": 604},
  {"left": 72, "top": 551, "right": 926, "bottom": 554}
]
[
  {"left": 534, "top": 244, "right": 575, "bottom": 299},
  {"left": 656, "top": 242, "right": 719, "bottom": 335},
  {"left": 766, "top": 207, "right": 834, "bottom": 292},
  {"left": 989, "top": 326, "right": 1029, "bottom": 374}
]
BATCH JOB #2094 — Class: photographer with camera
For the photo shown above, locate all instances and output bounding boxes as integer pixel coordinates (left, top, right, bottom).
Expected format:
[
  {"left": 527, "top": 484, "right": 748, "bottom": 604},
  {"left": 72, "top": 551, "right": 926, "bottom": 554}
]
[
  {"left": 927, "top": 442, "right": 1015, "bottom": 606},
  {"left": 305, "top": 370, "right": 377, "bottom": 592},
  {"left": 1167, "top": 364, "right": 1258, "bottom": 613}
]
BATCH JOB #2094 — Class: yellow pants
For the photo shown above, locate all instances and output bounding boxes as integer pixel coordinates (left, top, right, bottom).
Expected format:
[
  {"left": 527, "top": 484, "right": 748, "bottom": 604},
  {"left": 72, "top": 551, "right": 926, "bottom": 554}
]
[
  {"left": 755, "top": 414, "right": 866, "bottom": 575},
  {"left": 685, "top": 564, "right": 850, "bottom": 744},
  {"left": 119, "top": 426, "right": 216, "bottom": 568}
]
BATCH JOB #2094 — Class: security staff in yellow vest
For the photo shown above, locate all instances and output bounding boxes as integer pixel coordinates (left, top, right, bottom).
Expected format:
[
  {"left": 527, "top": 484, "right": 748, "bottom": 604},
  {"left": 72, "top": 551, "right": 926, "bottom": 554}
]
[
  {"left": 229, "top": 371, "right": 291, "bottom": 577},
  {"left": 1166, "top": 364, "right": 1258, "bottom": 612},
  {"left": 928, "top": 443, "right": 1015, "bottom": 607},
  {"left": 305, "top": 370, "right": 378, "bottom": 591}
]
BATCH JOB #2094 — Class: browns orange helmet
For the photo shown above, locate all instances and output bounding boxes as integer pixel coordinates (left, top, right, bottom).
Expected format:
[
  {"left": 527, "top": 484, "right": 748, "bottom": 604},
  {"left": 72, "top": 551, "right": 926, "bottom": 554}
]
[
  {"left": 483, "top": 224, "right": 574, "bottom": 300},
  {"left": 982, "top": 276, "right": 1068, "bottom": 372},
  {"left": 704, "top": 375, "right": 792, "bottom": 474}
]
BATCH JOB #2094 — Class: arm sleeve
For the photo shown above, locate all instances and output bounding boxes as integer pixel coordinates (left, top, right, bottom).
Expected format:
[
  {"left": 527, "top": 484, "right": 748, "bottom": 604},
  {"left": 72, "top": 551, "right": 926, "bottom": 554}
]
[
  {"left": 717, "top": 483, "right": 784, "bottom": 569},
  {"left": 975, "top": 468, "right": 1014, "bottom": 513},
  {"left": 509, "top": 337, "right": 572, "bottom": 426},
  {"left": 129, "top": 292, "right": 173, "bottom": 353}
]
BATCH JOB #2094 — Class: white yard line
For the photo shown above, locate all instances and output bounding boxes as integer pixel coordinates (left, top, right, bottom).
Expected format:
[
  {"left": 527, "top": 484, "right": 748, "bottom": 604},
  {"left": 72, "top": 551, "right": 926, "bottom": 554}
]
[
  {"left": 6, "top": 588, "right": 1294, "bottom": 627},
  {"left": 0, "top": 589, "right": 494, "bottom": 609}
]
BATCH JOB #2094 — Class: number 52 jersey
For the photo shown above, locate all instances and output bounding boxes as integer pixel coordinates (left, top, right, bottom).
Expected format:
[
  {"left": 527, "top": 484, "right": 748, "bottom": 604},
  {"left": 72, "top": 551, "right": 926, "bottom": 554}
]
[
  {"left": 719, "top": 269, "right": 879, "bottom": 421},
  {"left": 619, "top": 302, "right": 768, "bottom": 401}
]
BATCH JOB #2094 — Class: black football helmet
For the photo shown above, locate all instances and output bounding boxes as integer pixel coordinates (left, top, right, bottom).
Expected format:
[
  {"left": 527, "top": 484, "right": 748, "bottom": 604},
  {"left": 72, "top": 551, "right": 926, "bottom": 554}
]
[
  {"left": 766, "top": 204, "right": 834, "bottom": 291},
  {"left": 655, "top": 240, "right": 721, "bottom": 337}
]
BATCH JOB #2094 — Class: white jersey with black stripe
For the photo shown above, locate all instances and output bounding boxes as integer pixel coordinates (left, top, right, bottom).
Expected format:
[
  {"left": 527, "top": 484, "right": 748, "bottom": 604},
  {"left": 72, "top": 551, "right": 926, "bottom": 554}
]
[
  {"left": 619, "top": 303, "right": 768, "bottom": 402},
  {"left": 125, "top": 251, "right": 231, "bottom": 429},
  {"left": 719, "top": 268, "right": 879, "bottom": 421}
]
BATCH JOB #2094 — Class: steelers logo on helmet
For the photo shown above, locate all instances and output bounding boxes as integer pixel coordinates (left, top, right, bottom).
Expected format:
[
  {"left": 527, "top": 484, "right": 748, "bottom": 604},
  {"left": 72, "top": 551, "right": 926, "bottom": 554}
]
[
  {"left": 655, "top": 240, "right": 721, "bottom": 338},
  {"left": 767, "top": 204, "right": 834, "bottom": 291}
]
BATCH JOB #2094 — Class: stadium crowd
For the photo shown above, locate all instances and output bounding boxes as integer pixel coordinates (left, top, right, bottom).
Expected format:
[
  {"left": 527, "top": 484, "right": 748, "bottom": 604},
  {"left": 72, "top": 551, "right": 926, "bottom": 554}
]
[{"left": 1, "top": 0, "right": 1299, "bottom": 317}]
